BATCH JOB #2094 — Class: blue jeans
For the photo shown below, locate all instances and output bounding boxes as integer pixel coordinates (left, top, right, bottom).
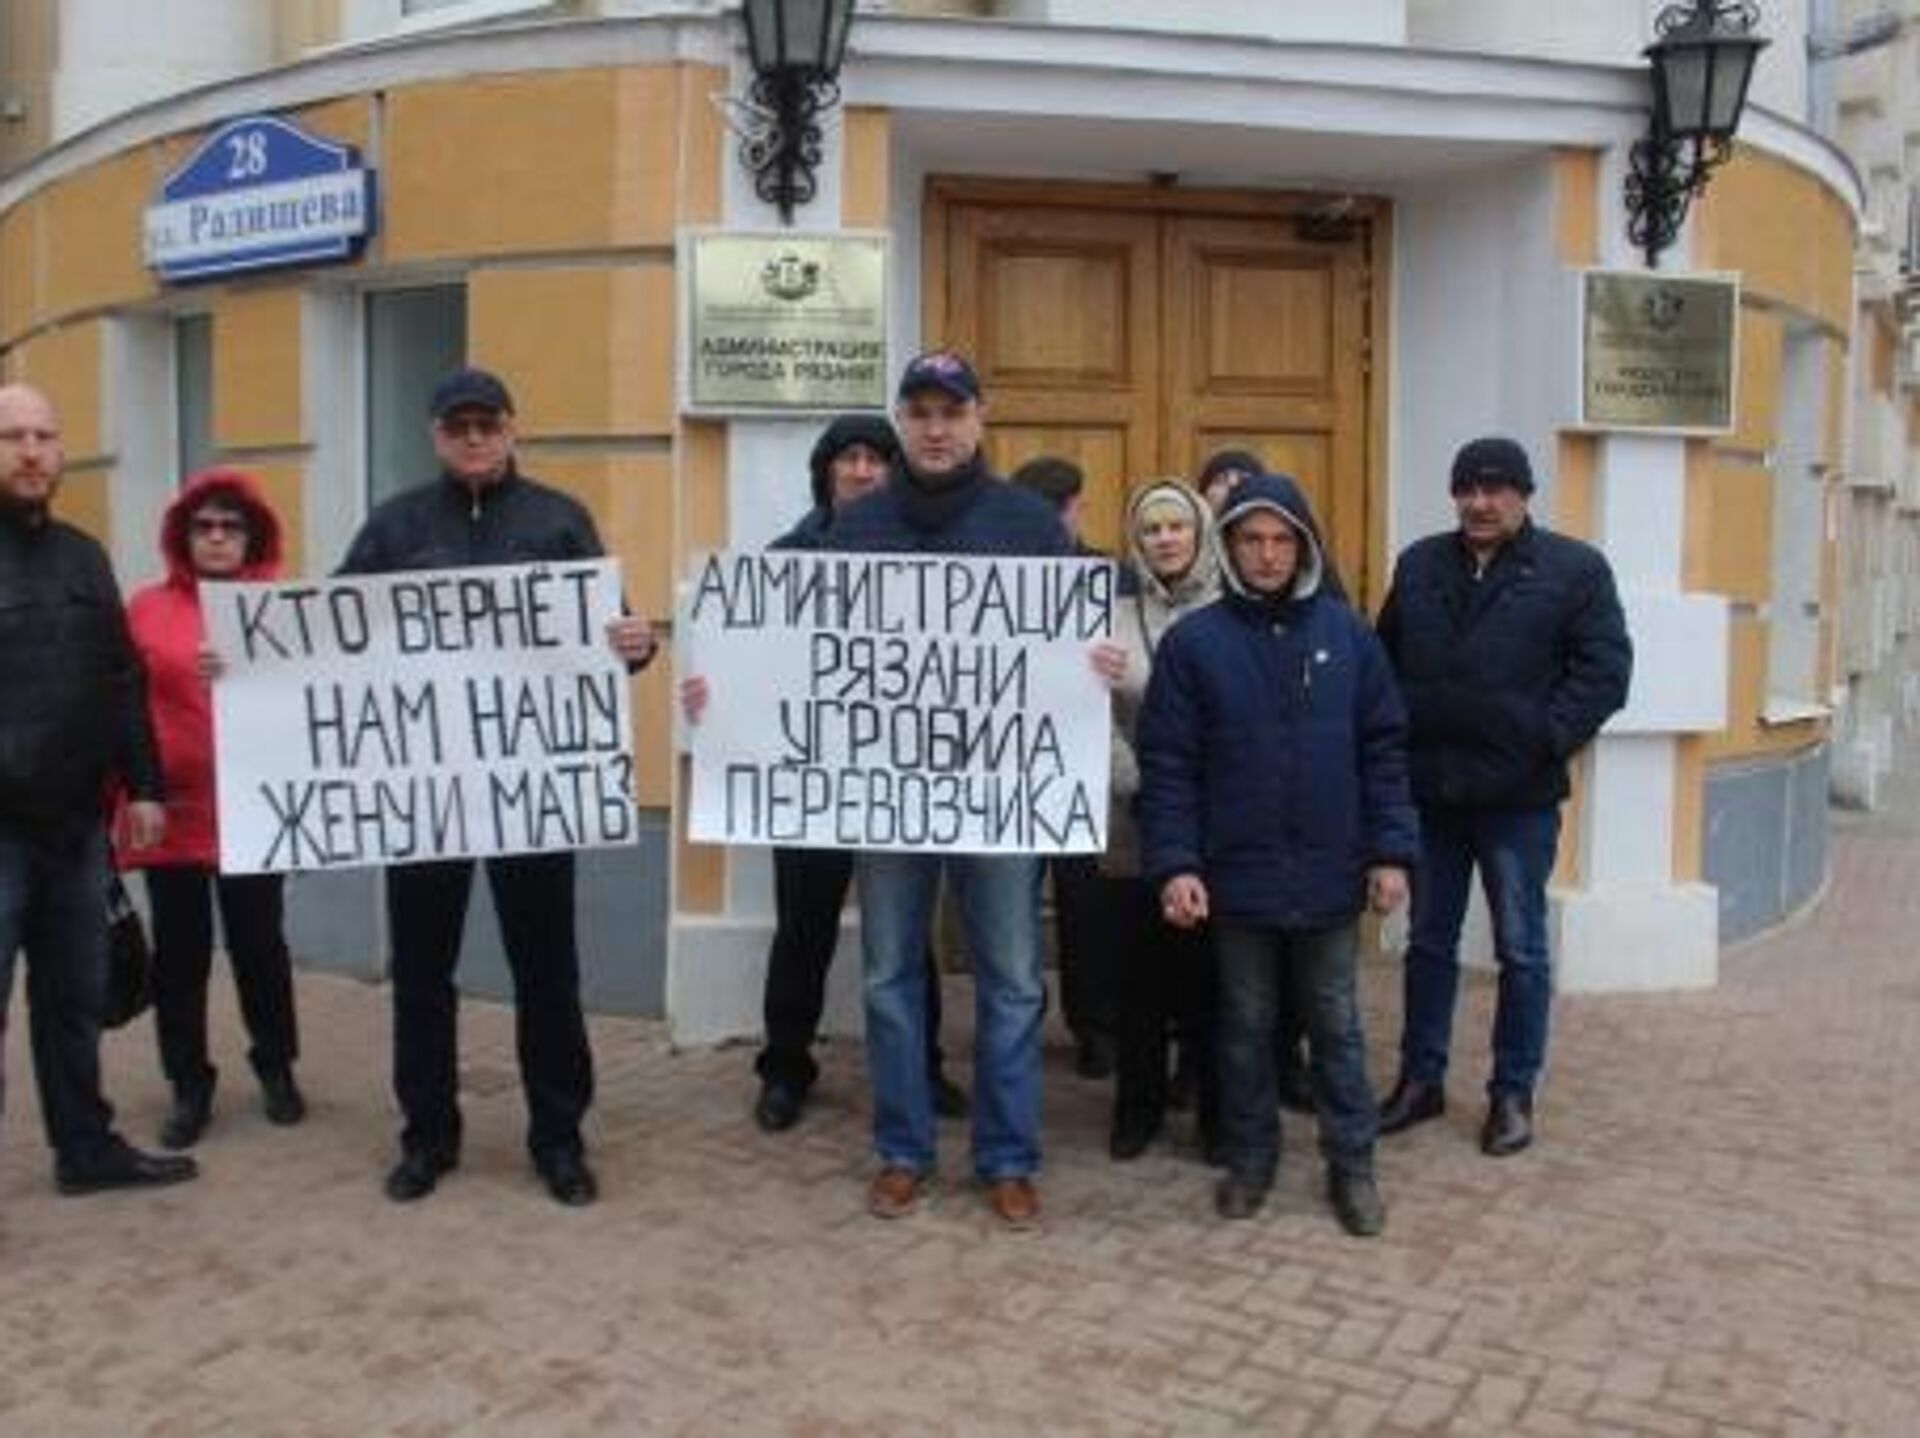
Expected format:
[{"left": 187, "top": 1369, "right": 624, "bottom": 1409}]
[
  {"left": 1401, "top": 804, "right": 1561, "bottom": 1097},
  {"left": 857, "top": 852, "right": 1044, "bottom": 1181},
  {"left": 0, "top": 819, "right": 118, "bottom": 1162},
  {"left": 1213, "top": 919, "right": 1376, "bottom": 1183}
]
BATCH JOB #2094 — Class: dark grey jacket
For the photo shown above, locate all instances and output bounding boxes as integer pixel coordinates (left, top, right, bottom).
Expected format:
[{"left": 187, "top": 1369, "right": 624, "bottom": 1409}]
[{"left": 339, "top": 466, "right": 605, "bottom": 575}]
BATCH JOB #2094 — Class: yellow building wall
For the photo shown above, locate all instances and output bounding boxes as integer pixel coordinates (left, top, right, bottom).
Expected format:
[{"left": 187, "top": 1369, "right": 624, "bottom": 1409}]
[
  {"left": 1690, "top": 152, "right": 1853, "bottom": 768},
  {"left": 5, "top": 320, "right": 105, "bottom": 460},
  {"left": 213, "top": 289, "right": 305, "bottom": 449}
]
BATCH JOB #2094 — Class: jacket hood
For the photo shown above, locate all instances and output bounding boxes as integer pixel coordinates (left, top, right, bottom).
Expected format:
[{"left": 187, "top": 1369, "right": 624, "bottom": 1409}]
[
  {"left": 808, "top": 414, "right": 899, "bottom": 509},
  {"left": 160, "top": 468, "right": 285, "bottom": 586},
  {"left": 1216, "top": 471, "right": 1324, "bottom": 603},
  {"left": 1124, "top": 478, "right": 1218, "bottom": 606}
]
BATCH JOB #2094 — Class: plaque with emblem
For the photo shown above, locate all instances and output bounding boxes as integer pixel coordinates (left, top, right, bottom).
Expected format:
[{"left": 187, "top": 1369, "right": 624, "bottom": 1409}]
[
  {"left": 1580, "top": 270, "right": 1737, "bottom": 433},
  {"left": 684, "top": 232, "right": 889, "bottom": 411}
]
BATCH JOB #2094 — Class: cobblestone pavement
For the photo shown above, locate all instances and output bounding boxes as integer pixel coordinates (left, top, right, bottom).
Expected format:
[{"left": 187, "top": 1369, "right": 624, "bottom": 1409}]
[{"left": 4, "top": 730, "right": 1919, "bottom": 1435}]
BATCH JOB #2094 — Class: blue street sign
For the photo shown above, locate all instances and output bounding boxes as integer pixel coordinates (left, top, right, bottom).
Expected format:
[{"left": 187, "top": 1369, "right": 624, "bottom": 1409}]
[{"left": 144, "top": 115, "right": 377, "bottom": 282}]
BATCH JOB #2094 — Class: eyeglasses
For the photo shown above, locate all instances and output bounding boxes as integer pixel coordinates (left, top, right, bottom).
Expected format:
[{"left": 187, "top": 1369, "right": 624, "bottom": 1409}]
[
  {"left": 437, "top": 415, "right": 505, "bottom": 439},
  {"left": 189, "top": 515, "right": 249, "bottom": 538}
]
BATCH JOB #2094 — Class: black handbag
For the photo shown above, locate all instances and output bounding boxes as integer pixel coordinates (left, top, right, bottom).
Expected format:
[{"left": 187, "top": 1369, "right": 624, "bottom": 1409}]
[{"left": 103, "top": 874, "right": 154, "bottom": 1029}]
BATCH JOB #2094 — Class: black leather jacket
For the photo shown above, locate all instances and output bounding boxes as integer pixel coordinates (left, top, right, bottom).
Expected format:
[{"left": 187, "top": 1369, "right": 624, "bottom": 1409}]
[
  {"left": 338, "top": 466, "right": 605, "bottom": 575},
  {"left": 0, "top": 506, "right": 162, "bottom": 831}
]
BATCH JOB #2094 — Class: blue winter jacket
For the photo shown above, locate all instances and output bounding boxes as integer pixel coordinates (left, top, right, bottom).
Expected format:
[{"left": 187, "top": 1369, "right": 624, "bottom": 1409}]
[{"left": 1138, "top": 473, "right": 1419, "bottom": 928}]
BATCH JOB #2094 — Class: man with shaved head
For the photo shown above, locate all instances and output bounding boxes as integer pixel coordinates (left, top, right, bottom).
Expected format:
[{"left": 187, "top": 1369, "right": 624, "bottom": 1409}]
[{"left": 0, "top": 383, "right": 197, "bottom": 1194}]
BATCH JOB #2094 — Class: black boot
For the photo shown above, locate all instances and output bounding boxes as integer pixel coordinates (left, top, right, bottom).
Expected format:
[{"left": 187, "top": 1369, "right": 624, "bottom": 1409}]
[
  {"left": 260, "top": 1068, "right": 307, "bottom": 1126},
  {"left": 1481, "top": 1092, "right": 1534, "bottom": 1156},
  {"left": 160, "top": 1079, "right": 214, "bottom": 1151},
  {"left": 1328, "top": 1169, "right": 1385, "bottom": 1237},
  {"left": 1377, "top": 1077, "right": 1445, "bottom": 1135}
]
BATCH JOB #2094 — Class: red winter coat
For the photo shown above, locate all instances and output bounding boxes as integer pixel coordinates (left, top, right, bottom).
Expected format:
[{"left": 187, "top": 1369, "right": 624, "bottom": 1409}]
[{"left": 115, "top": 470, "right": 284, "bottom": 871}]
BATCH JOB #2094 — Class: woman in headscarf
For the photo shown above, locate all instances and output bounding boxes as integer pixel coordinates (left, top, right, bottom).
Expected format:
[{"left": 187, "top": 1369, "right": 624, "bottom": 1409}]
[{"left": 1102, "top": 478, "right": 1223, "bottom": 1160}]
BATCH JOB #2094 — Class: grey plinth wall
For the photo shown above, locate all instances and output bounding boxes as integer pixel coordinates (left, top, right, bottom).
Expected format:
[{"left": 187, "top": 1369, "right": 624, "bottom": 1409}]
[
  {"left": 284, "top": 812, "right": 671, "bottom": 1016},
  {"left": 1703, "top": 744, "right": 1830, "bottom": 944}
]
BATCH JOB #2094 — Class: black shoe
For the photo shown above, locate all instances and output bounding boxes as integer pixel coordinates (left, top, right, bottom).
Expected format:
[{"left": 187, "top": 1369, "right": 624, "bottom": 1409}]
[
  {"left": 1074, "top": 1034, "right": 1116, "bottom": 1081},
  {"left": 930, "top": 1071, "right": 970, "bottom": 1121},
  {"left": 56, "top": 1141, "right": 199, "bottom": 1196},
  {"left": 1481, "top": 1092, "right": 1534, "bottom": 1157},
  {"left": 384, "top": 1149, "right": 457, "bottom": 1203},
  {"left": 754, "top": 1080, "right": 806, "bottom": 1133},
  {"left": 1378, "top": 1077, "right": 1446, "bottom": 1135},
  {"left": 1328, "top": 1169, "right": 1385, "bottom": 1237},
  {"left": 535, "top": 1151, "right": 599, "bottom": 1207},
  {"left": 1214, "top": 1174, "right": 1270, "bottom": 1220},
  {"left": 1108, "top": 1110, "right": 1161, "bottom": 1162},
  {"left": 159, "top": 1082, "right": 214, "bottom": 1151},
  {"left": 260, "top": 1069, "right": 306, "bottom": 1126}
]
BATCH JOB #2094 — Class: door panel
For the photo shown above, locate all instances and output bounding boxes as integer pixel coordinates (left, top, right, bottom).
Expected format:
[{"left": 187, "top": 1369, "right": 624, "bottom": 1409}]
[
  {"left": 928, "top": 187, "right": 1375, "bottom": 587},
  {"left": 941, "top": 204, "right": 1160, "bottom": 554}
]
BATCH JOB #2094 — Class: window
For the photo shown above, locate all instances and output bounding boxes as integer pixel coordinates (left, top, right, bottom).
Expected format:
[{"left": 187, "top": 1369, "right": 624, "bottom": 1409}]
[
  {"left": 365, "top": 285, "right": 466, "bottom": 506},
  {"left": 174, "top": 314, "right": 214, "bottom": 483}
]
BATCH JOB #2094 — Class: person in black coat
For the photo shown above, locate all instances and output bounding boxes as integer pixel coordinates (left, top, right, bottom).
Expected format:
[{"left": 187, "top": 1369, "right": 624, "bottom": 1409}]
[
  {"left": 1374, "top": 436, "right": 1631, "bottom": 1157},
  {"left": 1139, "top": 472, "right": 1417, "bottom": 1233}
]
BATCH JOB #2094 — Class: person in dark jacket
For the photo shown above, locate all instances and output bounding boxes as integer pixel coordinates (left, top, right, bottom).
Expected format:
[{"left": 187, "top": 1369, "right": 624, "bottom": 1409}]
[
  {"left": 338, "top": 366, "right": 658, "bottom": 1208},
  {"left": 828, "top": 350, "right": 1082, "bottom": 1229},
  {"left": 745, "top": 414, "right": 966, "bottom": 1133},
  {"left": 1139, "top": 471, "right": 1416, "bottom": 1233},
  {"left": 1010, "top": 454, "right": 1115, "bottom": 1082},
  {"left": 117, "top": 469, "right": 305, "bottom": 1149},
  {"left": 1374, "top": 436, "right": 1631, "bottom": 1157},
  {"left": 0, "top": 382, "right": 197, "bottom": 1195}
]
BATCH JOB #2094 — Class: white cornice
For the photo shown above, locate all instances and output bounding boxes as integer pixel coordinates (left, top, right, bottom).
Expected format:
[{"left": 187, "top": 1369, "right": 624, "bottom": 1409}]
[{"left": 0, "top": 12, "right": 1861, "bottom": 218}]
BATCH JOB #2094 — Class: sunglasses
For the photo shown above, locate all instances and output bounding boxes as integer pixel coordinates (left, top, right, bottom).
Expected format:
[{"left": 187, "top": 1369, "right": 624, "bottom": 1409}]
[
  {"left": 437, "top": 415, "right": 506, "bottom": 439},
  {"left": 189, "top": 515, "right": 249, "bottom": 538}
]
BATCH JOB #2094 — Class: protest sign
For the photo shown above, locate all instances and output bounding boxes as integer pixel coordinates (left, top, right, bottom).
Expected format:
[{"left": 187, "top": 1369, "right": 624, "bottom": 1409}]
[
  {"left": 682, "top": 551, "right": 1113, "bottom": 853},
  {"left": 204, "top": 560, "right": 638, "bottom": 874}
]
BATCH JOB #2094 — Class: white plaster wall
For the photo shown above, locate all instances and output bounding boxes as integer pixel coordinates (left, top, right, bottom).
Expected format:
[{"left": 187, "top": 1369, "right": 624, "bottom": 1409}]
[
  {"left": 993, "top": 0, "right": 1406, "bottom": 45},
  {"left": 1387, "top": 155, "right": 1571, "bottom": 560},
  {"left": 54, "top": 0, "right": 272, "bottom": 142},
  {"left": 1409, "top": 0, "right": 1807, "bottom": 123}
]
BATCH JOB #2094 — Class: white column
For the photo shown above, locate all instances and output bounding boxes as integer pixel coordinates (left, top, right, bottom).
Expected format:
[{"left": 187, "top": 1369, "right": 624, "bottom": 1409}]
[{"left": 1552, "top": 432, "right": 1723, "bottom": 991}]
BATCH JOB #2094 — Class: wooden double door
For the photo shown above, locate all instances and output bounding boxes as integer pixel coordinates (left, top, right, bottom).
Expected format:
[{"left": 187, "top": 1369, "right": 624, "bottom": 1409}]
[{"left": 924, "top": 179, "right": 1384, "bottom": 599}]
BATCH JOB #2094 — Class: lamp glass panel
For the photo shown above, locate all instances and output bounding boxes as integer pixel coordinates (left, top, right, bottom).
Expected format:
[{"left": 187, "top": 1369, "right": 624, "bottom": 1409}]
[
  {"left": 1705, "top": 41, "right": 1761, "bottom": 133},
  {"left": 781, "top": 0, "right": 833, "bottom": 70},
  {"left": 1659, "top": 42, "right": 1712, "bottom": 137},
  {"left": 743, "top": 0, "right": 778, "bottom": 70},
  {"left": 823, "top": 0, "right": 853, "bottom": 72}
]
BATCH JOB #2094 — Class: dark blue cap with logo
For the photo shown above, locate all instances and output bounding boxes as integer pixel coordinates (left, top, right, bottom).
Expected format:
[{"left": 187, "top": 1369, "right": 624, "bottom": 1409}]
[
  {"left": 896, "top": 349, "right": 982, "bottom": 403},
  {"left": 429, "top": 366, "right": 515, "bottom": 419}
]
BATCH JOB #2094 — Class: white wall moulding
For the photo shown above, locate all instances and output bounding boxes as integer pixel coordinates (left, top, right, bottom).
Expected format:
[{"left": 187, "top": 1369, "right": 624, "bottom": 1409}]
[
  {"left": 1607, "top": 591, "right": 1731, "bottom": 734},
  {"left": 1552, "top": 880, "right": 1719, "bottom": 992}
]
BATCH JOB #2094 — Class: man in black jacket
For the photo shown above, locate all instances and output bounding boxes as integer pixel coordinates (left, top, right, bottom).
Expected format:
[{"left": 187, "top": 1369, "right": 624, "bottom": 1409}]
[
  {"left": 340, "top": 367, "right": 657, "bottom": 1207},
  {"left": 1375, "top": 436, "right": 1631, "bottom": 1156},
  {"left": 0, "top": 382, "right": 197, "bottom": 1194}
]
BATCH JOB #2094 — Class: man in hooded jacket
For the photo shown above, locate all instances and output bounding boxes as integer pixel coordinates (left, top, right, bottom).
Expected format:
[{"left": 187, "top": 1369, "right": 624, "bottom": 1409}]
[{"left": 1138, "top": 471, "right": 1417, "bottom": 1233}]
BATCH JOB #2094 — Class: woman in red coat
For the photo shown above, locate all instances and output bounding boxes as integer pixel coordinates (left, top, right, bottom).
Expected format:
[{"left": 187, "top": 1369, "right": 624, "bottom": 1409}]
[{"left": 118, "top": 469, "right": 303, "bottom": 1148}]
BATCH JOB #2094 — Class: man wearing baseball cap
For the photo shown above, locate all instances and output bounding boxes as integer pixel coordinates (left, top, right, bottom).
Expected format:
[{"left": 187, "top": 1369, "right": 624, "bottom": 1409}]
[
  {"left": 826, "top": 350, "right": 1085, "bottom": 1228},
  {"left": 1375, "top": 435, "right": 1631, "bottom": 1157},
  {"left": 338, "top": 365, "right": 658, "bottom": 1208}
]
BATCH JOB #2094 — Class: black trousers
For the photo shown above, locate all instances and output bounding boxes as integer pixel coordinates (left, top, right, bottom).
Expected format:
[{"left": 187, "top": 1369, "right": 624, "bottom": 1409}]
[
  {"left": 756, "top": 846, "right": 944, "bottom": 1091},
  {"left": 143, "top": 866, "right": 298, "bottom": 1092},
  {"left": 1049, "top": 854, "right": 1113, "bottom": 1047},
  {"left": 386, "top": 853, "right": 592, "bottom": 1163},
  {"left": 1107, "top": 875, "right": 1216, "bottom": 1138}
]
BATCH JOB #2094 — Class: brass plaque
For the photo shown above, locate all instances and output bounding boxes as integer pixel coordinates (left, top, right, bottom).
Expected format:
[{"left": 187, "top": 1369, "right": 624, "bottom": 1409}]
[
  {"left": 1581, "top": 270, "right": 1737, "bottom": 433},
  {"left": 687, "top": 233, "right": 888, "bottom": 411}
]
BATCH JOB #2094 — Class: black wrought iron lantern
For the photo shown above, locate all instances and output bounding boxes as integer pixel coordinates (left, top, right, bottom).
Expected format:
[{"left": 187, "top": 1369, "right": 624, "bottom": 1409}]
[
  {"left": 1625, "top": 1, "right": 1769, "bottom": 268},
  {"left": 739, "top": 0, "right": 857, "bottom": 223}
]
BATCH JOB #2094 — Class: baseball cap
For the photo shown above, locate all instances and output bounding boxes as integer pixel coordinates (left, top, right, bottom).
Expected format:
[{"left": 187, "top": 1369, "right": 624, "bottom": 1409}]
[
  {"left": 896, "top": 350, "right": 982, "bottom": 404},
  {"left": 429, "top": 367, "right": 515, "bottom": 420}
]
